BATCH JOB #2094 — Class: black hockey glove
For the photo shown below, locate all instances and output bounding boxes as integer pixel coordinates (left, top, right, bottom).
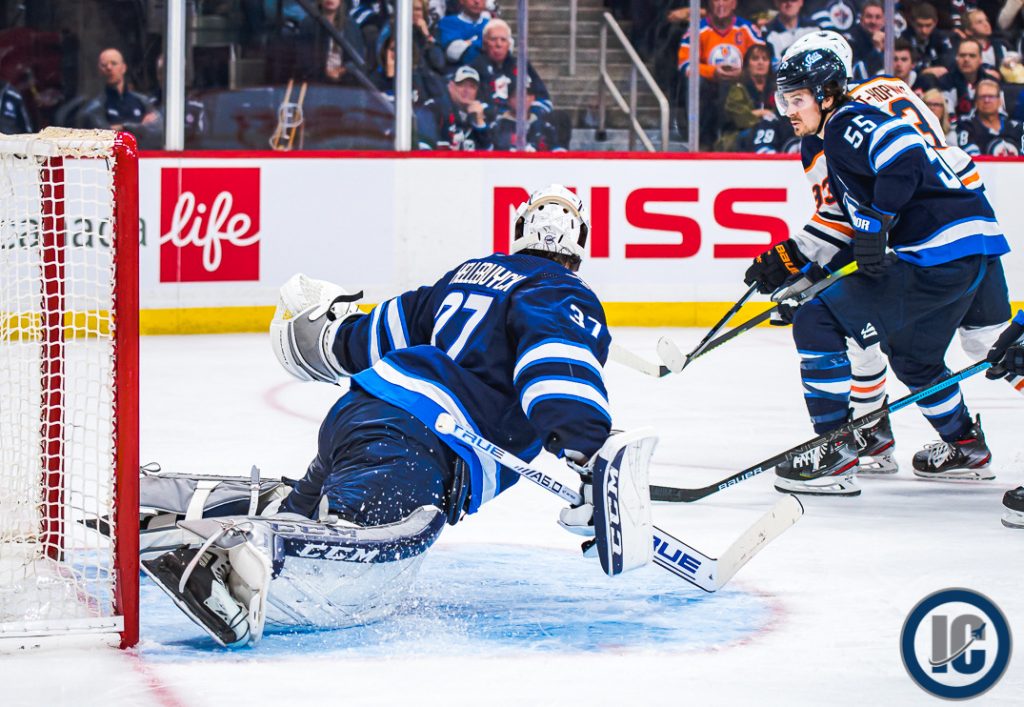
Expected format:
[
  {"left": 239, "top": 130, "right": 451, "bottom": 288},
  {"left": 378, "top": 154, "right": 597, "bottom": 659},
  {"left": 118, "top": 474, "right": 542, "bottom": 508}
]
[
  {"left": 986, "top": 311, "right": 1024, "bottom": 379},
  {"left": 744, "top": 239, "right": 808, "bottom": 294},
  {"left": 846, "top": 200, "right": 895, "bottom": 277}
]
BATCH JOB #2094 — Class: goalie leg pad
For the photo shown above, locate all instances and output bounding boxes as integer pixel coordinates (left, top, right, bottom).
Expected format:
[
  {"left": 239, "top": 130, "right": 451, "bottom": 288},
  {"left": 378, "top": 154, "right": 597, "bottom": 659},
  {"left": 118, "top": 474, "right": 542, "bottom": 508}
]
[{"left": 591, "top": 429, "right": 657, "bottom": 576}]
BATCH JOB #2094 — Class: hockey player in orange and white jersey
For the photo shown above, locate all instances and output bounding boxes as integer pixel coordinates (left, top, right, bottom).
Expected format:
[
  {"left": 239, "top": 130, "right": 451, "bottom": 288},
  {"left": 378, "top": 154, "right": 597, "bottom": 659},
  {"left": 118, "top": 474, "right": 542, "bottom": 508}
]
[{"left": 743, "top": 30, "right": 1021, "bottom": 483}]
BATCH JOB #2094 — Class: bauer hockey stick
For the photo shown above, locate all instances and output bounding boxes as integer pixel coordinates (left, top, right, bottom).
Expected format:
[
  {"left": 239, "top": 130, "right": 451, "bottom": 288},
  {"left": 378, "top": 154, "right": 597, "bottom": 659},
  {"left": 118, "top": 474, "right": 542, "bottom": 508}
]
[
  {"left": 433, "top": 413, "right": 803, "bottom": 592},
  {"left": 657, "top": 261, "right": 860, "bottom": 373},
  {"left": 650, "top": 360, "right": 993, "bottom": 502}
]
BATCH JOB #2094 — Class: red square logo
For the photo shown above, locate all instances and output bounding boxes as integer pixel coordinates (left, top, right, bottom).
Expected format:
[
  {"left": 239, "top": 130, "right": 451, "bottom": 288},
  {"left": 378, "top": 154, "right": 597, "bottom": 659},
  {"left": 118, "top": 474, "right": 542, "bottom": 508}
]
[{"left": 159, "top": 167, "right": 261, "bottom": 282}]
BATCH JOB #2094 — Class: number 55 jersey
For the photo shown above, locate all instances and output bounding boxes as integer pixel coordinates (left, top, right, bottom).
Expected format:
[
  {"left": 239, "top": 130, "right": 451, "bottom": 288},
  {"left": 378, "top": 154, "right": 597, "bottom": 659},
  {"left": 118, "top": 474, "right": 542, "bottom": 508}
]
[
  {"left": 792, "top": 76, "right": 995, "bottom": 267},
  {"left": 822, "top": 98, "right": 1008, "bottom": 266},
  {"left": 327, "top": 252, "right": 613, "bottom": 514}
]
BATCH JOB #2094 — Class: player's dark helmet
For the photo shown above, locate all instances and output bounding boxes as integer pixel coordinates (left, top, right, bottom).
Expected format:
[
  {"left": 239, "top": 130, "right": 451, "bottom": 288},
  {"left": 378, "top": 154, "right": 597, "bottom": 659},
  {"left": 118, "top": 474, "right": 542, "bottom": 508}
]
[{"left": 775, "top": 49, "right": 848, "bottom": 114}]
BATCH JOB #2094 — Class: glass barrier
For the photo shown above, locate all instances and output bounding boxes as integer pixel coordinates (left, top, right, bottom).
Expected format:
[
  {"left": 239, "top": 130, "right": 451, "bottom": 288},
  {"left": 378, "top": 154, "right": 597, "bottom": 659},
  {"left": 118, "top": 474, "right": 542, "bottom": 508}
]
[{"left": 2, "top": 1, "right": 1022, "bottom": 154}]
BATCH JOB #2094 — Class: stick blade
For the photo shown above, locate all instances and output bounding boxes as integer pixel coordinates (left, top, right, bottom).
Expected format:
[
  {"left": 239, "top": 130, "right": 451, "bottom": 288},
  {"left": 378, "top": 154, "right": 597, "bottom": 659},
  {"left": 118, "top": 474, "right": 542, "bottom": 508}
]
[
  {"left": 711, "top": 495, "right": 804, "bottom": 591},
  {"left": 656, "top": 336, "right": 687, "bottom": 373}
]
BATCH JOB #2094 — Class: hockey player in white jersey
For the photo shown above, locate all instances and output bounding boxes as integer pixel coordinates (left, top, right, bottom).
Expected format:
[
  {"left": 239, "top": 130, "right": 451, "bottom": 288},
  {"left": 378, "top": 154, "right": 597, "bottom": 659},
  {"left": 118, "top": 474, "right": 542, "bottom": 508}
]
[
  {"left": 742, "top": 31, "right": 1018, "bottom": 495},
  {"left": 139, "top": 186, "right": 657, "bottom": 647}
]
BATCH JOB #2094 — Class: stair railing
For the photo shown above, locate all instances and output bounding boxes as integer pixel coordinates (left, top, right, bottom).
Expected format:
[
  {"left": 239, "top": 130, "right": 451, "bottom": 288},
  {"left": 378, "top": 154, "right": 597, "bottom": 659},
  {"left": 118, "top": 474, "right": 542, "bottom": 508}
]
[{"left": 597, "top": 12, "right": 669, "bottom": 152}]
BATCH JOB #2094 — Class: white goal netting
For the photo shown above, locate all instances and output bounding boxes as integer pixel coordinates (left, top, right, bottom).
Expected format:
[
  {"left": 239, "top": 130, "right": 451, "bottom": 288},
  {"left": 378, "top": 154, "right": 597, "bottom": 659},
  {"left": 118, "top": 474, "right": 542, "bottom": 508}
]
[{"left": 0, "top": 129, "right": 135, "bottom": 641}]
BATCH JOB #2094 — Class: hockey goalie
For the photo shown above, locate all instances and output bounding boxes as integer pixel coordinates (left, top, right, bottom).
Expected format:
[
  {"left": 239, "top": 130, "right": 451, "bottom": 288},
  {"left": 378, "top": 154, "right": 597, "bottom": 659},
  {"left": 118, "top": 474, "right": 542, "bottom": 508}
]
[{"left": 141, "top": 186, "right": 658, "bottom": 647}]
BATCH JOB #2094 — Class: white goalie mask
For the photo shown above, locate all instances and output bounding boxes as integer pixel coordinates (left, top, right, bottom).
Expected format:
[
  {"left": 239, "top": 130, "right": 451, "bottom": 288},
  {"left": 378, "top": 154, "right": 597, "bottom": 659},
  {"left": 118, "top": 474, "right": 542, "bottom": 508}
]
[
  {"left": 511, "top": 185, "right": 590, "bottom": 267},
  {"left": 783, "top": 30, "right": 854, "bottom": 80}
]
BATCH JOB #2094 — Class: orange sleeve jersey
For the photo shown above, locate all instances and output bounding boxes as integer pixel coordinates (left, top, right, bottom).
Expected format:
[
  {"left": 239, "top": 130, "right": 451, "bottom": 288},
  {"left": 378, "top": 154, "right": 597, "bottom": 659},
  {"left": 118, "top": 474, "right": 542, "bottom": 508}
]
[{"left": 677, "top": 18, "right": 765, "bottom": 80}]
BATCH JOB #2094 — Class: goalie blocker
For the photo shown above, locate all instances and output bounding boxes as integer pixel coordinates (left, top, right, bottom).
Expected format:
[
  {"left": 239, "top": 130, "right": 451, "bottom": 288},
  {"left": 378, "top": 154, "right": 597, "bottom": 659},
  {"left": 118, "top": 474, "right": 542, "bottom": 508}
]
[{"left": 558, "top": 430, "right": 656, "bottom": 576}]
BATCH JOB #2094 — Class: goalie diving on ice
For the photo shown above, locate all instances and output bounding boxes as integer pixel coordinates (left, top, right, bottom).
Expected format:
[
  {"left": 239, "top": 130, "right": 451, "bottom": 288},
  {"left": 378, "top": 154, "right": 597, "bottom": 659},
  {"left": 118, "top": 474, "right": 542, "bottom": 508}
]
[{"left": 142, "top": 185, "right": 802, "bottom": 648}]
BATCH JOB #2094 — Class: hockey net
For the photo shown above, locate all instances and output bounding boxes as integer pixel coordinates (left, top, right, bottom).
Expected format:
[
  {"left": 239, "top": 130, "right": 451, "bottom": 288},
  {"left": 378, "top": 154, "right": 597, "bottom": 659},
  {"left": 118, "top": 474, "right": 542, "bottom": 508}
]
[{"left": 0, "top": 128, "right": 139, "bottom": 647}]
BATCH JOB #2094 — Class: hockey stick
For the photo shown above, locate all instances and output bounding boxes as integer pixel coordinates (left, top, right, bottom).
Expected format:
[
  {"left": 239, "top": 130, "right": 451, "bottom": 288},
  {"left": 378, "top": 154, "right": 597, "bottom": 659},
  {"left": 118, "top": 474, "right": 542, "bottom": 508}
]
[
  {"left": 608, "top": 342, "right": 670, "bottom": 378},
  {"left": 662, "top": 283, "right": 760, "bottom": 374},
  {"left": 650, "top": 361, "right": 993, "bottom": 502},
  {"left": 433, "top": 413, "right": 803, "bottom": 592},
  {"left": 605, "top": 285, "right": 757, "bottom": 378},
  {"left": 657, "top": 261, "right": 860, "bottom": 373}
]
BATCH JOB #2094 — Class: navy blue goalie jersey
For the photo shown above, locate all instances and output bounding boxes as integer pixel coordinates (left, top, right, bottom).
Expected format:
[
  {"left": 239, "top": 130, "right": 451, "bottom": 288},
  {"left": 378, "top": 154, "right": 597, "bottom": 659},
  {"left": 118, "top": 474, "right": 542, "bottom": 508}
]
[
  {"left": 822, "top": 101, "right": 1009, "bottom": 266},
  {"left": 329, "top": 253, "right": 613, "bottom": 514}
]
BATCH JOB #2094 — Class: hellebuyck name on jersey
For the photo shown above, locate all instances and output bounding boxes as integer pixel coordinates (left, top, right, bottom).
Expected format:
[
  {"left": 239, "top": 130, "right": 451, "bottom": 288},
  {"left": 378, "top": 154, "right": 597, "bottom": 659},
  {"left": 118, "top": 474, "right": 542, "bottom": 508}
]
[{"left": 330, "top": 253, "right": 613, "bottom": 515}]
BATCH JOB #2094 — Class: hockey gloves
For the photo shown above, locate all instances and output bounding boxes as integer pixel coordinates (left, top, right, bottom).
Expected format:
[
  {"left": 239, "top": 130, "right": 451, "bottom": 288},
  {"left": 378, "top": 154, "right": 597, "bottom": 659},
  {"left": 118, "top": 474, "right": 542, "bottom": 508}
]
[
  {"left": 557, "top": 430, "right": 657, "bottom": 577},
  {"left": 744, "top": 239, "right": 808, "bottom": 294},
  {"left": 986, "top": 311, "right": 1024, "bottom": 379},
  {"left": 843, "top": 196, "right": 895, "bottom": 277}
]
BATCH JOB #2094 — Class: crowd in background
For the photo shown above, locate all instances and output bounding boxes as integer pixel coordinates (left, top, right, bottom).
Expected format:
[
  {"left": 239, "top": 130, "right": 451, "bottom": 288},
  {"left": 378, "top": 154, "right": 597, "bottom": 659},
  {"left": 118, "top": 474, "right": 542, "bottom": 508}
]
[
  {"left": 3, "top": 0, "right": 1024, "bottom": 153},
  {"left": 610, "top": 0, "right": 1024, "bottom": 153}
]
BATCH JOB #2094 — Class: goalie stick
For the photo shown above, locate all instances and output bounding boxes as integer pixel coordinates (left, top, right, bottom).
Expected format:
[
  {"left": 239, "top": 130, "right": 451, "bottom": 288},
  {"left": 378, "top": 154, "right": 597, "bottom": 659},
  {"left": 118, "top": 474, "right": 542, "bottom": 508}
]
[
  {"left": 650, "top": 361, "right": 993, "bottom": 502},
  {"left": 433, "top": 413, "right": 803, "bottom": 592},
  {"left": 657, "top": 261, "right": 859, "bottom": 373}
]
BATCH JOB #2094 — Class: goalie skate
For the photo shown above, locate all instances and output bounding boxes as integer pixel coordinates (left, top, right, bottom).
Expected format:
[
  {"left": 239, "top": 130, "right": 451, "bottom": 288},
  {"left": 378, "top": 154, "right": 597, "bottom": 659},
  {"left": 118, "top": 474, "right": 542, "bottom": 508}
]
[
  {"left": 854, "top": 414, "right": 898, "bottom": 475},
  {"left": 143, "top": 546, "right": 251, "bottom": 648}
]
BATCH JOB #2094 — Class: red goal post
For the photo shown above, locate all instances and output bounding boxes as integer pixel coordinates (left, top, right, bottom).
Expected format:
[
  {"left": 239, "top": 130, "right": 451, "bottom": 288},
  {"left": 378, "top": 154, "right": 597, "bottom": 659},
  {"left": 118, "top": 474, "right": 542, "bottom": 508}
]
[{"left": 0, "top": 128, "right": 139, "bottom": 648}]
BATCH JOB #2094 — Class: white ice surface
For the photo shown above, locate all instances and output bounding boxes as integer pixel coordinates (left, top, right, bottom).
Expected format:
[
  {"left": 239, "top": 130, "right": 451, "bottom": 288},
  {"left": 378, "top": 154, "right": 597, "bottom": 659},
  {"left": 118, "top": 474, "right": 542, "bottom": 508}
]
[{"left": 2, "top": 328, "right": 1022, "bottom": 706}]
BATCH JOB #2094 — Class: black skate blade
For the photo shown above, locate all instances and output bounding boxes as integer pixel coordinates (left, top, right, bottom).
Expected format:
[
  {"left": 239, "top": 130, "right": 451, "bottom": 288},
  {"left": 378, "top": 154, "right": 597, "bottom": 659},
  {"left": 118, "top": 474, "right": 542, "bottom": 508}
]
[{"left": 142, "top": 552, "right": 249, "bottom": 648}]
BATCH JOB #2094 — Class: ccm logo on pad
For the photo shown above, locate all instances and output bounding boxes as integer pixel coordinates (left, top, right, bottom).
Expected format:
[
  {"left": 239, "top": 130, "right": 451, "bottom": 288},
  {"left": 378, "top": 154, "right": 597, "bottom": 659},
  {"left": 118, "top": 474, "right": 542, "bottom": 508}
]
[{"left": 159, "top": 167, "right": 261, "bottom": 282}]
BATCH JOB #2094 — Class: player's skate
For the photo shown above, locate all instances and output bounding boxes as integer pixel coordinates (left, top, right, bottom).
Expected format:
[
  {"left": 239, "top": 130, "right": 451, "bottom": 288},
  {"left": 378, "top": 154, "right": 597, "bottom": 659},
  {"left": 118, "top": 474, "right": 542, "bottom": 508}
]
[
  {"left": 774, "top": 430, "right": 861, "bottom": 496},
  {"left": 1002, "top": 486, "right": 1024, "bottom": 529},
  {"left": 912, "top": 415, "right": 994, "bottom": 481},
  {"left": 143, "top": 545, "right": 252, "bottom": 648},
  {"left": 854, "top": 413, "right": 898, "bottom": 474}
]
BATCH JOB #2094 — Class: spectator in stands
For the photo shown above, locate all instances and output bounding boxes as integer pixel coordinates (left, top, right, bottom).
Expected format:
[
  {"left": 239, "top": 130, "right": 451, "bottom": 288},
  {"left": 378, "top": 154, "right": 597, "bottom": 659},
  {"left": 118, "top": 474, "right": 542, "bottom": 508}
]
[
  {"left": 471, "top": 20, "right": 551, "bottom": 119},
  {"left": 939, "top": 38, "right": 1002, "bottom": 118},
  {"left": 764, "top": 0, "right": 818, "bottom": 59},
  {"left": 469, "top": 19, "right": 571, "bottom": 146},
  {"left": 439, "top": 0, "right": 491, "bottom": 67},
  {"left": 892, "top": 38, "right": 920, "bottom": 87},
  {"left": 902, "top": 3, "right": 954, "bottom": 80},
  {"left": 350, "top": 1, "right": 391, "bottom": 71},
  {"left": 955, "top": 76, "right": 1024, "bottom": 153},
  {"left": 370, "top": 25, "right": 447, "bottom": 147},
  {"left": 297, "top": 0, "right": 368, "bottom": 82},
  {"left": 846, "top": 0, "right": 885, "bottom": 80},
  {"left": 0, "top": 80, "right": 33, "bottom": 134},
  {"left": 490, "top": 75, "right": 562, "bottom": 152},
  {"left": 922, "top": 87, "right": 958, "bottom": 145},
  {"left": 435, "top": 65, "right": 490, "bottom": 149},
  {"left": 964, "top": 8, "right": 1010, "bottom": 69},
  {"left": 77, "top": 48, "right": 162, "bottom": 149},
  {"left": 716, "top": 43, "right": 776, "bottom": 150},
  {"left": 677, "top": 0, "right": 765, "bottom": 146},
  {"left": 678, "top": 0, "right": 764, "bottom": 83}
]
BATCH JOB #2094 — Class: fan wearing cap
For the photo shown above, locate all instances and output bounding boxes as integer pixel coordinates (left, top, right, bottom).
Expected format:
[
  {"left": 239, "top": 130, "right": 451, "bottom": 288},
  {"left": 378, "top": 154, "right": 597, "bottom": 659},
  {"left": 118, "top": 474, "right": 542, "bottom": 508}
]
[
  {"left": 489, "top": 74, "right": 561, "bottom": 152},
  {"left": 437, "top": 65, "right": 491, "bottom": 150}
]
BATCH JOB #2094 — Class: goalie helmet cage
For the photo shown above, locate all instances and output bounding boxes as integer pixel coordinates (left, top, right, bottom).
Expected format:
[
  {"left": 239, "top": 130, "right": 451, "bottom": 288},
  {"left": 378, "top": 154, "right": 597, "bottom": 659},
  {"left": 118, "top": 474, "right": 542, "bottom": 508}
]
[{"left": 0, "top": 128, "right": 139, "bottom": 648}]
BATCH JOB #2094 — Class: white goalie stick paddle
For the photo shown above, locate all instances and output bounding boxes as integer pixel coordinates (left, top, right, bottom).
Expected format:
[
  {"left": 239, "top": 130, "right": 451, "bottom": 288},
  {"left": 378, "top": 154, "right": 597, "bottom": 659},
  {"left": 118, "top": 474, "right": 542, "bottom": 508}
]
[{"left": 433, "top": 413, "right": 803, "bottom": 592}]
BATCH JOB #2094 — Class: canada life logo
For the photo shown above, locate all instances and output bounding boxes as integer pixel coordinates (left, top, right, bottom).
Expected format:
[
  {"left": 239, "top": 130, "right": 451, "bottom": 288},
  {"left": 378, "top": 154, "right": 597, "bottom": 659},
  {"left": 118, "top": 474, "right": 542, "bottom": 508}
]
[
  {"left": 159, "top": 168, "right": 261, "bottom": 282},
  {"left": 901, "top": 588, "right": 1013, "bottom": 700}
]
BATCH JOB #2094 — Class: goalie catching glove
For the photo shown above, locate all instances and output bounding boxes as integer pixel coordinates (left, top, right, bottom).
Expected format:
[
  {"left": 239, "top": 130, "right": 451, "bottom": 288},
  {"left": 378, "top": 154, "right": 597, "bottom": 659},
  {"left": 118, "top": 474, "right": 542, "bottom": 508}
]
[
  {"left": 270, "top": 273, "right": 365, "bottom": 383},
  {"left": 558, "top": 429, "right": 657, "bottom": 577}
]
